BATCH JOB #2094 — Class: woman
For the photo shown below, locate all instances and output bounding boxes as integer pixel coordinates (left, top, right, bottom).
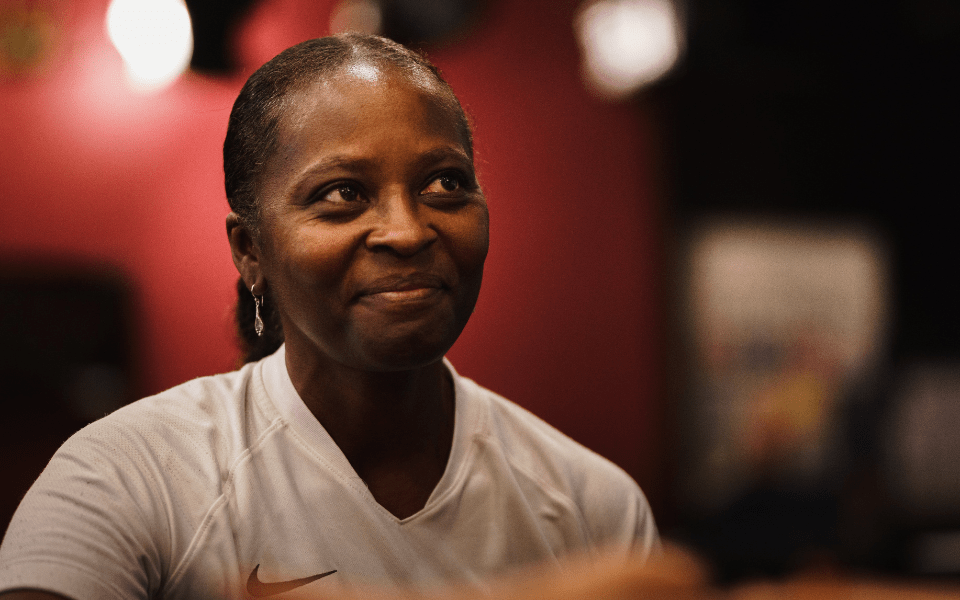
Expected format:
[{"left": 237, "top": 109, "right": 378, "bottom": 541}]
[{"left": 0, "top": 34, "right": 657, "bottom": 600}]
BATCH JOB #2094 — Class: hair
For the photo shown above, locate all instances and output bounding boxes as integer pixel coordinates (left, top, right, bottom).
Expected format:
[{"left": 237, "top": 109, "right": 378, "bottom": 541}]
[{"left": 224, "top": 33, "right": 473, "bottom": 364}]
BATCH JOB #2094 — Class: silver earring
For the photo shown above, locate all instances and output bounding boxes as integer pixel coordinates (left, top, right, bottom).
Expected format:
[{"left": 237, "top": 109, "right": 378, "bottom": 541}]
[{"left": 251, "top": 284, "right": 264, "bottom": 337}]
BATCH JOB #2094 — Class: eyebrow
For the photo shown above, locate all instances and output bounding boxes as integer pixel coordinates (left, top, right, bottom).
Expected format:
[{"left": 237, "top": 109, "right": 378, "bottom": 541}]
[
  {"left": 295, "top": 156, "right": 376, "bottom": 179},
  {"left": 411, "top": 146, "right": 473, "bottom": 167}
]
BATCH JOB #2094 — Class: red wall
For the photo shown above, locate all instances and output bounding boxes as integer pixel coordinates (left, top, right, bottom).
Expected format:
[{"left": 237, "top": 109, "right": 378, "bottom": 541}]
[{"left": 1, "top": 0, "right": 664, "bottom": 500}]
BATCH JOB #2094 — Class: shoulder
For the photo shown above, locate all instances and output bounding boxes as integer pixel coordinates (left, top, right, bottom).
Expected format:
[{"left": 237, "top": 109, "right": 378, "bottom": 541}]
[
  {"left": 452, "top": 368, "right": 659, "bottom": 554},
  {"left": 0, "top": 361, "right": 278, "bottom": 599},
  {"left": 455, "top": 371, "right": 632, "bottom": 492},
  {"left": 70, "top": 360, "right": 271, "bottom": 475},
  {"left": 22, "top": 359, "right": 273, "bottom": 524}
]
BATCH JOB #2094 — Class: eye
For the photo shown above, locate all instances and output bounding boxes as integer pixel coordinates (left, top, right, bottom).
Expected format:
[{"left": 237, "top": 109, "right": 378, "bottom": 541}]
[
  {"left": 421, "top": 173, "right": 464, "bottom": 195},
  {"left": 322, "top": 184, "right": 362, "bottom": 203}
]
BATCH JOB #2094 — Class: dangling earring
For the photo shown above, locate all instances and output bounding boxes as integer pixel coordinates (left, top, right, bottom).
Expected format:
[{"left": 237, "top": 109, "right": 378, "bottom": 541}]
[{"left": 251, "top": 284, "right": 264, "bottom": 337}]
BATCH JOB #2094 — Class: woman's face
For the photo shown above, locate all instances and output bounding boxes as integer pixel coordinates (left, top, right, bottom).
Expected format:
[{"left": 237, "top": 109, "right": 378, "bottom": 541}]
[{"left": 252, "top": 63, "right": 489, "bottom": 372}]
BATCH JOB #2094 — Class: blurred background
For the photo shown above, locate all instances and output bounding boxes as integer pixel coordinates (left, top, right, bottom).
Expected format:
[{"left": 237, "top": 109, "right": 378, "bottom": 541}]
[{"left": 1, "top": 0, "right": 958, "bottom": 584}]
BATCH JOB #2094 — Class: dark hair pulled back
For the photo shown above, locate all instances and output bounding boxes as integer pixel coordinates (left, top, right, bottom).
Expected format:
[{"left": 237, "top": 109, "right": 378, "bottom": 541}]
[{"left": 224, "top": 33, "right": 473, "bottom": 364}]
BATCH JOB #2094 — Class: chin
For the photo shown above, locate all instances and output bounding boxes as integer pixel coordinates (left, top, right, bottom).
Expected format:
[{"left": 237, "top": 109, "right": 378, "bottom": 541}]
[
  {"left": 347, "top": 301, "right": 475, "bottom": 372},
  {"left": 352, "top": 321, "right": 464, "bottom": 372},
  {"left": 357, "top": 338, "right": 452, "bottom": 372}
]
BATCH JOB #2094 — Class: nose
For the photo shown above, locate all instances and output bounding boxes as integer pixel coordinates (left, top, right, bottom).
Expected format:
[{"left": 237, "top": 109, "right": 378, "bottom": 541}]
[{"left": 365, "top": 191, "right": 437, "bottom": 256}]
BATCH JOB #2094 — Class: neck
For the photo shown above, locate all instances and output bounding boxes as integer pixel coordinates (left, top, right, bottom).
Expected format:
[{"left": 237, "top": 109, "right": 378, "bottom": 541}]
[{"left": 283, "top": 342, "right": 455, "bottom": 518}]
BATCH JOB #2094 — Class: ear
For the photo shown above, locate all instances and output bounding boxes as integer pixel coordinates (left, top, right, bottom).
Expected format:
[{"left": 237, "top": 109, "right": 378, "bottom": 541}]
[{"left": 226, "top": 212, "right": 265, "bottom": 294}]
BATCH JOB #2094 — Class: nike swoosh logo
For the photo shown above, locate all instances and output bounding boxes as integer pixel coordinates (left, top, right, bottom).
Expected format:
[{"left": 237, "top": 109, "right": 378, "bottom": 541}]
[{"left": 246, "top": 564, "right": 337, "bottom": 598}]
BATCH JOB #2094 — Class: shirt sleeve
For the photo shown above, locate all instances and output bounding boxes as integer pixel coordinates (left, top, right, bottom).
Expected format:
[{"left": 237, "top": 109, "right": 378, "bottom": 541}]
[
  {"left": 578, "top": 461, "right": 661, "bottom": 561},
  {"left": 0, "top": 420, "right": 171, "bottom": 600}
]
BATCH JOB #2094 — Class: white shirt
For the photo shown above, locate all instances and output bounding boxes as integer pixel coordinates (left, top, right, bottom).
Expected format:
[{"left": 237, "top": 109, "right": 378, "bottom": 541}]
[{"left": 0, "top": 346, "right": 657, "bottom": 600}]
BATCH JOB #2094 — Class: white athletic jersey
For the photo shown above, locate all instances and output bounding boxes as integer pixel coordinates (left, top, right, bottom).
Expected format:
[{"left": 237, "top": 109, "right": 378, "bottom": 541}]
[{"left": 0, "top": 346, "right": 657, "bottom": 600}]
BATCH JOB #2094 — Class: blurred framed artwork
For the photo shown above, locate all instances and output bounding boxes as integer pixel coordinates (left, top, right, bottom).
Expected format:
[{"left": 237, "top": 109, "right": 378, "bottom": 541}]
[{"left": 676, "top": 218, "right": 889, "bottom": 514}]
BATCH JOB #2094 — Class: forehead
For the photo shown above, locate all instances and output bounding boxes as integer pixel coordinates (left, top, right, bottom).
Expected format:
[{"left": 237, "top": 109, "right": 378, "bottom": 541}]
[{"left": 272, "top": 64, "right": 465, "bottom": 161}]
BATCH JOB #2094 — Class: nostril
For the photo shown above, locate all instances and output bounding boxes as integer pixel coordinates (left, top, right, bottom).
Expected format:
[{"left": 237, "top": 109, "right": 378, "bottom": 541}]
[{"left": 366, "top": 207, "right": 437, "bottom": 255}]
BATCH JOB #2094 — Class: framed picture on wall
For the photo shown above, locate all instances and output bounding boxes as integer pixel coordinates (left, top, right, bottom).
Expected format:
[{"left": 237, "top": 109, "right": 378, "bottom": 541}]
[{"left": 676, "top": 218, "right": 889, "bottom": 514}]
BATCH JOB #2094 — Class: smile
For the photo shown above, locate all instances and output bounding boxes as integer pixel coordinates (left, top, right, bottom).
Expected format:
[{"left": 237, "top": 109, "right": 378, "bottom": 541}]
[{"left": 355, "top": 273, "right": 448, "bottom": 305}]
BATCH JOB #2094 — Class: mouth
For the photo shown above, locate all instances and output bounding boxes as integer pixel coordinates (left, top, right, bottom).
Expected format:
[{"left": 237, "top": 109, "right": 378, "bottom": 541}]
[{"left": 356, "top": 273, "right": 448, "bottom": 304}]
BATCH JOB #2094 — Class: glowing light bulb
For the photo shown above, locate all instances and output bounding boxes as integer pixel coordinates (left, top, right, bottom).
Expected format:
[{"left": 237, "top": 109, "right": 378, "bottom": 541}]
[
  {"left": 106, "top": 0, "right": 193, "bottom": 91},
  {"left": 576, "top": 0, "right": 683, "bottom": 98}
]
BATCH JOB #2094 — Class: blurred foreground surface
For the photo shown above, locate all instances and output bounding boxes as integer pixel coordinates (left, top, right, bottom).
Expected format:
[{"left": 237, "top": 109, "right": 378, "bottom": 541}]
[{"left": 290, "top": 545, "right": 960, "bottom": 600}]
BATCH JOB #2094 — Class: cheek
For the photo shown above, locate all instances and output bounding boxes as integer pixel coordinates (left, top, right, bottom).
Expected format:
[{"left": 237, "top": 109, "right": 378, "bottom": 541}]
[
  {"left": 450, "top": 207, "right": 490, "bottom": 273},
  {"left": 445, "top": 211, "right": 489, "bottom": 308},
  {"left": 264, "top": 224, "right": 358, "bottom": 310}
]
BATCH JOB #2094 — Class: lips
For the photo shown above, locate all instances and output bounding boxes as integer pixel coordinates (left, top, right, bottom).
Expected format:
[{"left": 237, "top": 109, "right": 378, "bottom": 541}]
[{"left": 355, "top": 273, "right": 448, "bottom": 303}]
